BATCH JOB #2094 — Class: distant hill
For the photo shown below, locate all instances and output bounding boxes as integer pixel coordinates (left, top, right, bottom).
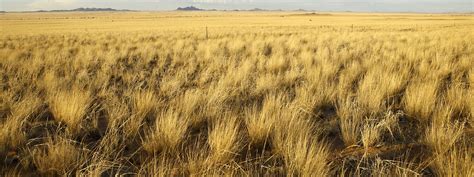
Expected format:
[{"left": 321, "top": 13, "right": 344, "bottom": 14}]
[
  {"left": 36, "top": 8, "right": 131, "bottom": 12},
  {"left": 249, "top": 8, "right": 267, "bottom": 11},
  {"left": 176, "top": 6, "right": 204, "bottom": 11},
  {"left": 237, "top": 8, "right": 284, "bottom": 12},
  {"left": 288, "top": 12, "right": 332, "bottom": 16}
]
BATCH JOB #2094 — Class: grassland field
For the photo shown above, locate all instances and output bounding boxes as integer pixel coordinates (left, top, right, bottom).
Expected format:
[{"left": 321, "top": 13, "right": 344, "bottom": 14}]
[{"left": 0, "top": 11, "right": 473, "bottom": 176}]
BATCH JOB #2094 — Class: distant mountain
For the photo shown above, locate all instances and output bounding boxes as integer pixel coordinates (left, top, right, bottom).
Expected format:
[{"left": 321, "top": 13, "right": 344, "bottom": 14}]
[
  {"left": 176, "top": 6, "right": 204, "bottom": 11},
  {"left": 248, "top": 8, "right": 285, "bottom": 12},
  {"left": 289, "top": 12, "right": 332, "bottom": 16},
  {"left": 72, "top": 8, "right": 122, "bottom": 11},
  {"left": 222, "top": 8, "right": 284, "bottom": 12},
  {"left": 249, "top": 8, "right": 267, "bottom": 11},
  {"left": 36, "top": 8, "right": 131, "bottom": 12}
]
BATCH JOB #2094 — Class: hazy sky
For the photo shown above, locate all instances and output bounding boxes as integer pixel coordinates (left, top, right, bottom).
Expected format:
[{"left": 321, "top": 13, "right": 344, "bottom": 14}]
[{"left": 1, "top": 0, "right": 473, "bottom": 12}]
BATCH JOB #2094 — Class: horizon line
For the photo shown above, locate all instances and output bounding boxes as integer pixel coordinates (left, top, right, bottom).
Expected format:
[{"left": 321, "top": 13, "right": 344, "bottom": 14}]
[{"left": 2, "top": 7, "right": 473, "bottom": 14}]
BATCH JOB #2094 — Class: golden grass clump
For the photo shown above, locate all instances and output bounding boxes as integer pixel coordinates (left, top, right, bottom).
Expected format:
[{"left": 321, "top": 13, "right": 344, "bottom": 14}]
[
  {"left": 287, "top": 137, "right": 330, "bottom": 176},
  {"left": 208, "top": 115, "right": 242, "bottom": 163},
  {"left": 337, "top": 97, "right": 365, "bottom": 146},
  {"left": 125, "top": 89, "right": 158, "bottom": 137},
  {"left": 444, "top": 82, "right": 470, "bottom": 116},
  {"left": 272, "top": 109, "right": 330, "bottom": 176},
  {"left": 430, "top": 145, "right": 473, "bottom": 177},
  {"left": 244, "top": 95, "right": 285, "bottom": 147},
  {"left": 424, "top": 108, "right": 465, "bottom": 154},
  {"left": 48, "top": 88, "right": 92, "bottom": 135},
  {"left": 179, "top": 89, "right": 207, "bottom": 127},
  {"left": 356, "top": 66, "right": 407, "bottom": 112},
  {"left": 130, "top": 89, "right": 158, "bottom": 119},
  {"left": 361, "top": 121, "right": 382, "bottom": 151},
  {"left": 0, "top": 96, "right": 41, "bottom": 153},
  {"left": 403, "top": 80, "right": 439, "bottom": 121},
  {"left": 423, "top": 106, "right": 473, "bottom": 176},
  {"left": 143, "top": 110, "right": 189, "bottom": 154},
  {"left": 32, "top": 137, "right": 84, "bottom": 176}
]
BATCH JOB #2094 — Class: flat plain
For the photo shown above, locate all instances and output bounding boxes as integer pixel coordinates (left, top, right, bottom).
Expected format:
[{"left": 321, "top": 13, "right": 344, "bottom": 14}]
[{"left": 1, "top": 11, "right": 473, "bottom": 176}]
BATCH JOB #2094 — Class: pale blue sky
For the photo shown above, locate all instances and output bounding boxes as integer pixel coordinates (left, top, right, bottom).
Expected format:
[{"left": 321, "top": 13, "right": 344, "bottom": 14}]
[{"left": 1, "top": 0, "right": 472, "bottom": 12}]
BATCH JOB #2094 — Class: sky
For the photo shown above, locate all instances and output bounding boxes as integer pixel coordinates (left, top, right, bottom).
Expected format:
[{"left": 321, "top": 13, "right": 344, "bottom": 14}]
[{"left": 1, "top": 0, "right": 473, "bottom": 12}]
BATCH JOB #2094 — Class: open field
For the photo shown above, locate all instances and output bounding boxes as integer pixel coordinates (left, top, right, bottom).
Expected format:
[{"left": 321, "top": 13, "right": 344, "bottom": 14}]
[{"left": 1, "top": 12, "right": 474, "bottom": 176}]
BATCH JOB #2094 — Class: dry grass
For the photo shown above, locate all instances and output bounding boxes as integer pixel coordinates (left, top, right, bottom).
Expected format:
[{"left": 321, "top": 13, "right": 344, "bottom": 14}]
[
  {"left": 430, "top": 144, "right": 473, "bottom": 177},
  {"left": 48, "top": 87, "right": 92, "bottom": 136},
  {"left": 31, "top": 137, "right": 85, "bottom": 176},
  {"left": 403, "top": 80, "right": 440, "bottom": 122},
  {"left": 244, "top": 95, "right": 282, "bottom": 147},
  {"left": 208, "top": 115, "right": 242, "bottom": 164},
  {"left": 277, "top": 117, "right": 330, "bottom": 176},
  {"left": 125, "top": 90, "right": 158, "bottom": 137},
  {"left": 1, "top": 11, "right": 473, "bottom": 176},
  {"left": 337, "top": 98, "right": 365, "bottom": 146},
  {"left": 425, "top": 108, "right": 465, "bottom": 155},
  {"left": 142, "top": 109, "right": 189, "bottom": 154}
]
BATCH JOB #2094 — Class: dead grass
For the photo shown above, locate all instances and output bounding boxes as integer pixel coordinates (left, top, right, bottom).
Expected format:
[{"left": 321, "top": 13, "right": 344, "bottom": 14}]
[
  {"left": 31, "top": 137, "right": 85, "bottom": 176},
  {"left": 48, "top": 87, "right": 92, "bottom": 136},
  {"left": 337, "top": 97, "right": 365, "bottom": 146},
  {"left": 208, "top": 115, "right": 242, "bottom": 164},
  {"left": 403, "top": 80, "right": 439, "bottom": 122},
  {"left": 126, "top": 89, "right": 158, "bottom": 137},
  {"left": 143, "top": 109, "right": 189, "bottom": 154},
  {"left": 1, "top": 12, "right": 473, "bottom": 176}
]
